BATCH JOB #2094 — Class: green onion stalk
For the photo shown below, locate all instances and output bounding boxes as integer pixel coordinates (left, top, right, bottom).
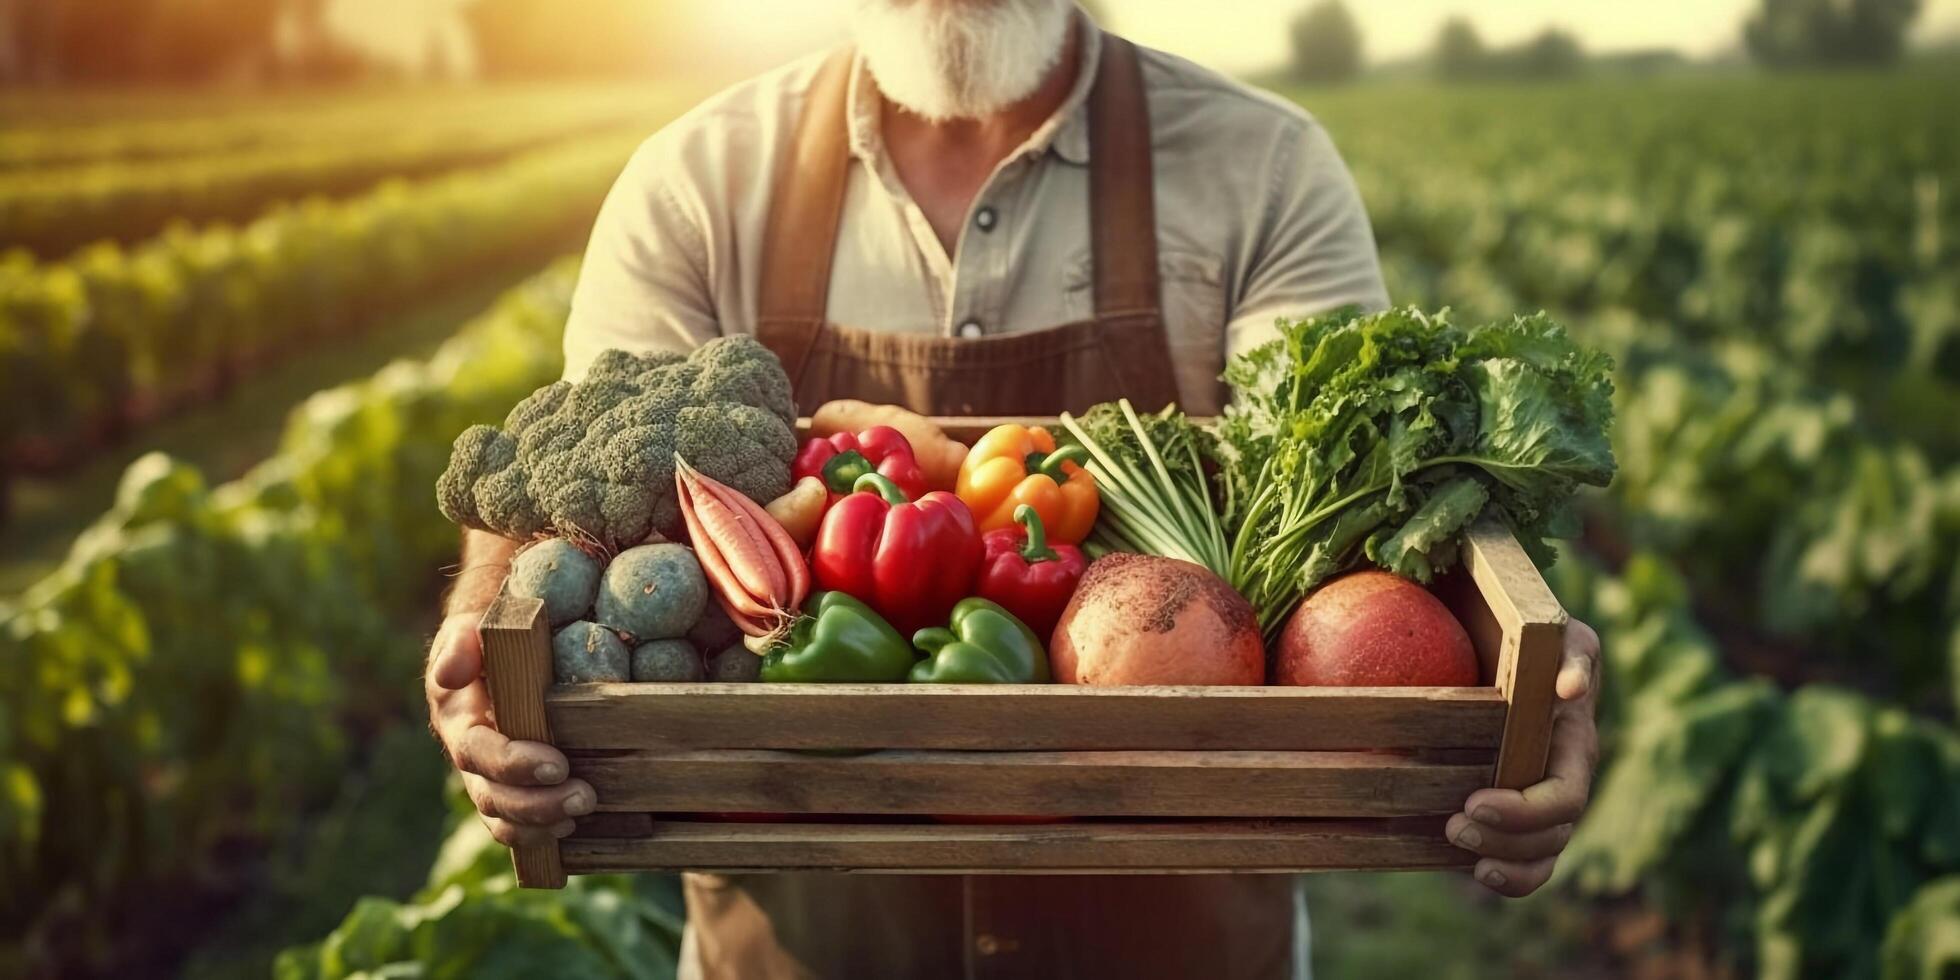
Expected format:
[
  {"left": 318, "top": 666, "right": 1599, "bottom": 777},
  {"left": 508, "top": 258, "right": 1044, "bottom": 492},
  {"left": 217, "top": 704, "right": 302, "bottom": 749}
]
[{"left": 1056, "top": 399, "right": 1230, "bottom": 579}]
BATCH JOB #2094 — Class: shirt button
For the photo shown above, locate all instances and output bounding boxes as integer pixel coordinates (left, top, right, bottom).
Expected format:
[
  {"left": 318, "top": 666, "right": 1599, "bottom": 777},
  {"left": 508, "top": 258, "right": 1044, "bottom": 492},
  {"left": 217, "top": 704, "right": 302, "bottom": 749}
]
[
  {"left": 957, "top": 319, "right": 983, "bottom": 339},
  {"left": 974, "top": 207, "right": 998, "bottom": 232}
]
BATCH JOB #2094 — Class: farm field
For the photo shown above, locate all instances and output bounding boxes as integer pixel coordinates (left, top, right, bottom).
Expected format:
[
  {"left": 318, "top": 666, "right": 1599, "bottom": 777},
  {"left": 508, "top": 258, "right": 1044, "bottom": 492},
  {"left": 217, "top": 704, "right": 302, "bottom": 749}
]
[
  {"left": 0, "top": 82, "right": 676, "bottom": 256},
  {"left": 1, "top": 67, "right": 1957, "bottom": 980}
]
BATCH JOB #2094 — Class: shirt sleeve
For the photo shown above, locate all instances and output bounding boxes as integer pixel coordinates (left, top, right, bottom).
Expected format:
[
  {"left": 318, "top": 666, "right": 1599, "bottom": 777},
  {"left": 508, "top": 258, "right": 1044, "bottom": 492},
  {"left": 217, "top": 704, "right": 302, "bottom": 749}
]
[
  {"left": 561, "top": 139, "right": 722, "bottom": 382},
  {"left": 1224, "top": 119, "right": 1390, "bottom": 360}
]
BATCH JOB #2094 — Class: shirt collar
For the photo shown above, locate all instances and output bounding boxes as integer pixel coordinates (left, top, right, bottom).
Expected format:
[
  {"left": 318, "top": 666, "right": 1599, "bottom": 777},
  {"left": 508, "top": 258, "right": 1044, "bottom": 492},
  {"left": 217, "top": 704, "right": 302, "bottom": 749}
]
[{"left": 845, "top": 8, "right": 1102, "bottom": 170}]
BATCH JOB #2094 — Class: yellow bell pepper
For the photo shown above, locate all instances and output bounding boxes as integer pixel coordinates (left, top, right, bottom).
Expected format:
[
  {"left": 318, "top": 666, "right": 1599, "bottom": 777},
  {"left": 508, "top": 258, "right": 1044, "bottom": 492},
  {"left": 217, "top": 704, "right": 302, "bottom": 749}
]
[{"left": 956, "top": 424, "right": 1099, "bottom": 544}]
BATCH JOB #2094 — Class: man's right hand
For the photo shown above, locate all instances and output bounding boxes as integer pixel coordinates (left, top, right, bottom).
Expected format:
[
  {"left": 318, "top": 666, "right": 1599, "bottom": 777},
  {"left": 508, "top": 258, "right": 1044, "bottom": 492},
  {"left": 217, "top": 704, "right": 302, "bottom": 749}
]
[{"left": 427, "top": 609, "right": 596, "bottom": 847}]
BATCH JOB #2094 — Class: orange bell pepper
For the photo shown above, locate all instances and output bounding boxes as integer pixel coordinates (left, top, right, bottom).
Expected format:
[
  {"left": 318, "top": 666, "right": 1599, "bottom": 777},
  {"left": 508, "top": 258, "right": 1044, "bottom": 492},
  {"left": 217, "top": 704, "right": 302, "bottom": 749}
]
[{"left": 955, "top": 424, "right": 1099, "bottom": 545}]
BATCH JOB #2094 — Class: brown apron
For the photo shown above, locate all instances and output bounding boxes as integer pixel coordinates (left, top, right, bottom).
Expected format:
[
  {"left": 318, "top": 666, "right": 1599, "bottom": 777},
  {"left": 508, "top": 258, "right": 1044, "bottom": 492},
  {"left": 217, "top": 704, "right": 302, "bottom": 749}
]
[
  {"left": 753, "top": 33, "right": 1181, "bottom": 415},
  {"left": 686, "top": 33, "right": 1295, "bottom": 980}
]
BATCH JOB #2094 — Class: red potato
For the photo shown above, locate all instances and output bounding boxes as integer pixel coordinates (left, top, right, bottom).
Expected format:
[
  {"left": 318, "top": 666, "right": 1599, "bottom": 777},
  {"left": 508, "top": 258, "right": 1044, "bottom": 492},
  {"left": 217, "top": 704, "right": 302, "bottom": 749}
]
[
  {"left": 1050, "top": 553, "right": 1264, "bottom": 686},
  {"left": 1275, "top": 569, "right": 1479, "bottom": 687}
]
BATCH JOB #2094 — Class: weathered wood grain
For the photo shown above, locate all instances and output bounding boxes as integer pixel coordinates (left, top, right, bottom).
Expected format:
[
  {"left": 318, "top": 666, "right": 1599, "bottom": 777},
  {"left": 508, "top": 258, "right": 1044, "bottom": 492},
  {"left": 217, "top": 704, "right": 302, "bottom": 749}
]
[
  {"left": 547, "top": 683, "right": 1506, "bottom": 752},
  {"left": 1460, "top": 520, "right": 1568, "bottom": 790},
  {"left": 573, "top": 749, "right": 1491, "bottom": 818},
  {"left": 562, "top": 818, "right": 1473, "bottom": 873},
  {"left": 1435, "top": 566, "right": 1503, "bottom": 687},
  {"left": 479, "top": 594, "right": 566, "bottom": 889}
]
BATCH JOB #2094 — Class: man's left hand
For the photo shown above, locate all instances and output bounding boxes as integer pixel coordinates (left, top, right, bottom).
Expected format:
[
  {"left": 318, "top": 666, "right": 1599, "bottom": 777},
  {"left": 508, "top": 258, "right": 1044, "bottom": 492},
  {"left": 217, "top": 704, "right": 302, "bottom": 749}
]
[{"left": 1444, "top": 618, "right": 1601, "bottom": 897}]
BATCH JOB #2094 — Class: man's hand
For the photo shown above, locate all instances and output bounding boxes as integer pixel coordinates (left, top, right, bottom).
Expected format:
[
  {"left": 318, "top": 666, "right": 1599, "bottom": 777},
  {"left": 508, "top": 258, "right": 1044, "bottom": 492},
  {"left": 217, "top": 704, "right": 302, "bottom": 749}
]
[
  {"left": 428, "top": 609, "right": 597, "bottom": 847},
  {"left": 1444, "top": 618, "right": 1601, "bottom": 897}
]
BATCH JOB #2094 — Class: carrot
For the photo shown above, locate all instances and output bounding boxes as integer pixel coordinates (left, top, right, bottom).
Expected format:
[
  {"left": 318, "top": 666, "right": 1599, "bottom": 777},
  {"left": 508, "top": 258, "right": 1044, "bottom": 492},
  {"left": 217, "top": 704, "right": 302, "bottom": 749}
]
[
  {"left": 675, "top": 466, "right": 777, "bottom": 628},
  {"left": 691, "top": 527, "right": 777, "bottom": 620},
  {"left": 704, "top": 472, "right": 811, "bottom": 612},
  {"left": 674, "top": 455, "right": 812, "bottom": 642},
  {"left": 681, "top": 466, "right": 787, "bottom": 601}
]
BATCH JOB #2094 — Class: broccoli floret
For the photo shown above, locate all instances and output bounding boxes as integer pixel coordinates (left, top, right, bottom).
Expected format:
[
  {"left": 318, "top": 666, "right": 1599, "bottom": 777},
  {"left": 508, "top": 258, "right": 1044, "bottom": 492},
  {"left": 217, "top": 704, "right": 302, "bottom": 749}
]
[{"left": 436, "top": 336, "right": 799, "bottom": 550}]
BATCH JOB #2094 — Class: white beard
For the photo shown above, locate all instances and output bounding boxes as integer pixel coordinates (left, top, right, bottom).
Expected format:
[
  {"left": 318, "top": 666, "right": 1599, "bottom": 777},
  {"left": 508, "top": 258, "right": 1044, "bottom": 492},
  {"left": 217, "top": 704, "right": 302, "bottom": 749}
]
[{"left": 852, "top": 0, "right": 1076, "bottom": 123}]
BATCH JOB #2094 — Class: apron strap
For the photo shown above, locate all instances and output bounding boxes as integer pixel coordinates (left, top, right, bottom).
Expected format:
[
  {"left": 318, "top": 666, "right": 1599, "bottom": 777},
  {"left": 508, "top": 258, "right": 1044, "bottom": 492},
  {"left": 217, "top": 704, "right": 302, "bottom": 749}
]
[
  {"left": 1088, "top": 34, "right": 1163, "bottom": 323},
  {"left": 756, "top": 32, "right": 1176, "bottom": 401},
  {"left": 755, "top": 47, "right": 856, "bottom": 384},
  {"left": 1087, "top": 35, "right": 1179, "bottom": 407}
]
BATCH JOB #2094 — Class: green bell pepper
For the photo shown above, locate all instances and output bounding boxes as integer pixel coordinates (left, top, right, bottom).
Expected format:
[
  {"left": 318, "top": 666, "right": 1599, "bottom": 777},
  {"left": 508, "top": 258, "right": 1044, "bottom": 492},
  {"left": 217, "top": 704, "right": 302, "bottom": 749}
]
[
  {"left": 760, "top": 591, "right": 916, "bottom": 682},
  {"left": 909, "top": 598, "right": 1052, "bottom": 684}
]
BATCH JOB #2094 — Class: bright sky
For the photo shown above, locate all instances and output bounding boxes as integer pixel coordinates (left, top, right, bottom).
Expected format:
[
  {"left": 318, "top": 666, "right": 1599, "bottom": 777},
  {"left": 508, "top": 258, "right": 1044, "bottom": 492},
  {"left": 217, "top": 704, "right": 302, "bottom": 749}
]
[
  {"left": 332, "top": 0, "right": 1960, "bottom": 76},
  {"left": 695, "top": 0, "right": 1960, "bottom": 74}
]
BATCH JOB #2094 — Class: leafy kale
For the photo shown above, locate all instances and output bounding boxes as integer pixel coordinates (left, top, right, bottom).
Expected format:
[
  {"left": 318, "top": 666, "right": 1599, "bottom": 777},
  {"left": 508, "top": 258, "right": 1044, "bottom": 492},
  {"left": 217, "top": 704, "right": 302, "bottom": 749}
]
[{"left": 1219, "top": 306, "right": 1616, "bottom": 635}]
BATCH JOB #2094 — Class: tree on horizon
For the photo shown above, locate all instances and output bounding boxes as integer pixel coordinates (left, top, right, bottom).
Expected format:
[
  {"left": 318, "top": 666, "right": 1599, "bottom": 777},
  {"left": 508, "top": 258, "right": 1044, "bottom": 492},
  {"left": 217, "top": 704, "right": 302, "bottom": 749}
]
[
  {"left": 1743, "top": 0, "right": 1922, "bottom": 67},
  {"left": 1288, "top": 0, "right": 1363, "bottom": 84}
]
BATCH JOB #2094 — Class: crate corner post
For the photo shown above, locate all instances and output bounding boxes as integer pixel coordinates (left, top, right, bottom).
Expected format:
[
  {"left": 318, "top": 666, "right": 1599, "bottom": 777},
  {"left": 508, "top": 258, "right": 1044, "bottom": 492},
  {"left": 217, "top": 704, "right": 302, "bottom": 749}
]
[
  {"left": 1463, "top": 520, "right": 1569, "bottom": 792},
  {"left": 478, "top": 593, "right": 568, "bottom": 888}
]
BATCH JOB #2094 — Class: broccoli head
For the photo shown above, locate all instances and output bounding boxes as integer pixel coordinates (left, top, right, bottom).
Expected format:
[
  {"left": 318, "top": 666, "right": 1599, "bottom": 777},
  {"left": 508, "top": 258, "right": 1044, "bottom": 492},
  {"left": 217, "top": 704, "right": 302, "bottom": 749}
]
[{"left": 436, "top": 337, "right": 798, "bottom": 551}]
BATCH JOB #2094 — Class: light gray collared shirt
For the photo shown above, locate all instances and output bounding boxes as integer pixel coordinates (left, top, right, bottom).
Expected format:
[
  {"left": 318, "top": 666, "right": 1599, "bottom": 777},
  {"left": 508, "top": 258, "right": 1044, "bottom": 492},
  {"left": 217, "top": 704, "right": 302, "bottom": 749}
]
[{"left": 562, "top": 14, "right": 1388, "bottom": 414}]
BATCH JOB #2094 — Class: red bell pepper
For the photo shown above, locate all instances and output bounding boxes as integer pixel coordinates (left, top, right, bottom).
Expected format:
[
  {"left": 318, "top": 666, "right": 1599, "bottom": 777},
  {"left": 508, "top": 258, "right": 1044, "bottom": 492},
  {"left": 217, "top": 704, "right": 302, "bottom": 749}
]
[
  {"left": 792, "top": 425, "right": 928, "bottom": 506},
  {"left": 975, "top": 505, "right": 1087, "bottom": 640},
  {"left": 812, "top": 473, "right": 982, "bottom": 635}
]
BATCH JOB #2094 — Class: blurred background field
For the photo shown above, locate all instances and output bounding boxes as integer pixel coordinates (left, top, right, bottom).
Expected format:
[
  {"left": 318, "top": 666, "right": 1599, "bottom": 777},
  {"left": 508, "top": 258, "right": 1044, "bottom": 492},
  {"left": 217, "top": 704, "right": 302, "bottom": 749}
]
[{"left": 1, "top": 1, "right": 1957, "bottom": 978}]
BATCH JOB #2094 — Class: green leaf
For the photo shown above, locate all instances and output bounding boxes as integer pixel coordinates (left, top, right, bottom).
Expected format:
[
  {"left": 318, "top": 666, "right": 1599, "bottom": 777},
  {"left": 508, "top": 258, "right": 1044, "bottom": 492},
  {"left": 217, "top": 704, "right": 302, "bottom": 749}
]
[
  {"left": 1881, "top": 876, "right": 1960, "bottom": 980},
  {"left": 1564, "top": 681, "right": 1776, "bottom": 893},
  {"left": 318, "top": 897, "right": 418, "bottom": 976},
  {"left": 1366, "top": 476, "right": 1489, "bottom": 582},
  {"left": 1219, "top": 306, "right": 1615, "bottom": 633}
]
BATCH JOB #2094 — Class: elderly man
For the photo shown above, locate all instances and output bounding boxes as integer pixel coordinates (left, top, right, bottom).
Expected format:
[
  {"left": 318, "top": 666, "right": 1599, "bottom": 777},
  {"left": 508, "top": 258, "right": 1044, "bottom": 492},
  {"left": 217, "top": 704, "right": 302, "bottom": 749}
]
[{"left": 426, "top": 1, "right": 1603, "bottom": 977}]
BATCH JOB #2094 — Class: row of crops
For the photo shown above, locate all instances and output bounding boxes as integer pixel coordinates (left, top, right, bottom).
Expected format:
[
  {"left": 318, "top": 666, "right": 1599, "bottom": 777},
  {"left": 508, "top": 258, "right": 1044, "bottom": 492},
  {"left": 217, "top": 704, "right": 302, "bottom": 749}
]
[
  {"left": 0, "top": 262, "right": 579, "bottom": 976},
  {"left": 1313, "top": 71, "right": 1960, "bottom": 977},
  {"left": 0, "top": 79, "right": 694, "bottom": 976},
  {"left": 0, "top": 84, "right": 674, "bottom": 257},
  {"left": 0, "top": 128, "right": 648, "bottom": 479},
  {"left": 0, "top": 83, "right": 662, "bottom": 171}
]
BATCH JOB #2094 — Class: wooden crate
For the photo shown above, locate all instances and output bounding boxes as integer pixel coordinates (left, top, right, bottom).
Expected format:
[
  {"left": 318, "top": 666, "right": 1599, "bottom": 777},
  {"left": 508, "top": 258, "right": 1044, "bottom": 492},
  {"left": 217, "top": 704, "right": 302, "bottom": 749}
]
[{"left": 479, "top": 418, "right": 1569, "bottom": 888}]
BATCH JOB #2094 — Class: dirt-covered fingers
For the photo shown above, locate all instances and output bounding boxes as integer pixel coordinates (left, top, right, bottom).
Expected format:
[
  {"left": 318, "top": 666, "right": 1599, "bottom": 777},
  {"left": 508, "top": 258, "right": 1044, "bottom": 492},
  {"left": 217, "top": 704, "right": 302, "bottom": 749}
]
[
  {"left": 462, "top": 770, "right": 595, "bottom": 824},
  {"left": 1471, "top": 855, "right": 1559, "bottom": 898},
  {"left": 450, "top": 722, "right": 573, "bottom": 788},
  {"left": 1459, "top": 711, "right": 1597, "bottom": 834},
  {"left": 480, "top": 814, "right": 579, "bottom": 848},
  {"left": 1445, "top": 812, "right": 1573, "bottom": 862}
]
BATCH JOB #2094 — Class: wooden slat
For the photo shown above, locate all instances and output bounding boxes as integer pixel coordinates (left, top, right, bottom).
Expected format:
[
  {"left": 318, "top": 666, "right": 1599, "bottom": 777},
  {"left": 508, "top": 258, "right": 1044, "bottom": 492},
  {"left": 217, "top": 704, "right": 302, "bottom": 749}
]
[
  {"left": 1461, "top": 519, "right": 1566, "bottom": 634},
  {"left": 479, "top": 595, "right": 567, "bottom": 889},
  {"left": 1435, "top": 567, "right": 1503, "bottom": 687},
  {"left": 547, "top": 683, "right": 1506, "bottom": 752},
  {"left": 1460, "top": 520, "right": 1568, "bottom": 790},
  {"left": 562, "top": 818, "right": 1472, "bottom": 873},
  {"left": 572, "top": 811, "right": 656, "bottom": 839},
  {"left": 574, "top": 749, "right": 1490, "bottom": 818}
]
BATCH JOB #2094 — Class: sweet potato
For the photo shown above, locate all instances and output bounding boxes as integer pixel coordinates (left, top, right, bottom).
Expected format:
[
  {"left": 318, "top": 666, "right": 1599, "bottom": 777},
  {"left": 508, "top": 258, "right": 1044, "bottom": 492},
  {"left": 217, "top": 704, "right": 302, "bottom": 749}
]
[{"left": 1049, "top": 553, "right": 1264, "bottom": 686}]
